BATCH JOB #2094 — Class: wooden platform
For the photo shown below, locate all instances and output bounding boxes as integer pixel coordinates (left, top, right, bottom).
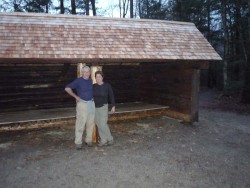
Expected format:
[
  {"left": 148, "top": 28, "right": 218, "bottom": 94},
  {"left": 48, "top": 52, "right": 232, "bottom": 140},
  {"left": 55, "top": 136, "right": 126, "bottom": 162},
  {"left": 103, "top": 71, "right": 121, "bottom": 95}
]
[{"left": 0, "top": 102, "right": 169, "bottom": 132}]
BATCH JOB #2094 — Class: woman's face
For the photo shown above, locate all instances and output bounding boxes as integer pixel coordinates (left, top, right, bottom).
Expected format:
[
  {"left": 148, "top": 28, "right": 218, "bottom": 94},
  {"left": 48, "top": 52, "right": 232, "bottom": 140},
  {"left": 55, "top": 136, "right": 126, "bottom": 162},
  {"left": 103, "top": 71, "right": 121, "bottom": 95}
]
[{"left": 95, "top": 73, "right": 103, "bottom": 83}]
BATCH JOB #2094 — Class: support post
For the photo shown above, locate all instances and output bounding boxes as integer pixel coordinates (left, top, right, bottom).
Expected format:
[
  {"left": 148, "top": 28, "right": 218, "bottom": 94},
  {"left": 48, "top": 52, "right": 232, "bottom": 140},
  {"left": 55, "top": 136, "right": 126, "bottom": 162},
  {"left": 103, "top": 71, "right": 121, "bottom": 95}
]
[
  {"left": 77, "top": 63, "right": 85, "bottom": 77},
  {"left": 91, "top": 66, "right": 102, "bottom": 84},
  {"left": 191, "top": 69, "right": 200, "bottom": 122},
  {"left": 91, "top": 66, "right": 102, "bottom": 143}
]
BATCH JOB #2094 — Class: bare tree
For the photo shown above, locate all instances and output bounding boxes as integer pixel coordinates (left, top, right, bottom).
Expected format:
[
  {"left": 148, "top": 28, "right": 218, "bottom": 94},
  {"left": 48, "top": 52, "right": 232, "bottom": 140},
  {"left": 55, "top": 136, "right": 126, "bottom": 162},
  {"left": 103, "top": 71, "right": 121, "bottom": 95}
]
[
  {"left": 60, "top": 0, "right": 64, "bottom": 14},
  {"left": 240, "top": 0, "right": 250, "bottom": 103},
  {"left": 0, "top": 0, "right": 24, "bottom": 12},
  {"left": 119, "top": 0, "right": 129, "bottom": 18},
  {"left": 71, "top": 0, "right": 76, "bottom": 14},
  {"left": 104, "top": 3, "right": 119, "bottom": 17},
  {"left": 85, "top": 0, "right": 89, "bottom": 15},
  {"left": 221, "top": 0, "right": 229, "bottom": 94},
  {"left": 130, "top": 0, "right": 133, "bottom": 18},
  {"left": 90, "top": 0, "right": 96, "bottom": 16}
]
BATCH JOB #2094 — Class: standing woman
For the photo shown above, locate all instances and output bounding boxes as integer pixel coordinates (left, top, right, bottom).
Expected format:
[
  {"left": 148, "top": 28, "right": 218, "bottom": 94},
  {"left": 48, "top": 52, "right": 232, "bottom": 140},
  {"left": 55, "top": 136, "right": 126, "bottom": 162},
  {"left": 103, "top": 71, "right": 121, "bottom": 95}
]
[{"left": 93, "top": 71, "right": 115, "bottom": 146}]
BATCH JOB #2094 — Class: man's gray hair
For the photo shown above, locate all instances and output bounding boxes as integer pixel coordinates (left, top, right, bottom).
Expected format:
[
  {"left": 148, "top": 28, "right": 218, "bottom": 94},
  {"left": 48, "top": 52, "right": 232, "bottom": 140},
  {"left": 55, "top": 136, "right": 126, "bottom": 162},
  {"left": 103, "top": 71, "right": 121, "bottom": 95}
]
[{"left": 81, "top": 66, "right": 90, "bottom": 72}]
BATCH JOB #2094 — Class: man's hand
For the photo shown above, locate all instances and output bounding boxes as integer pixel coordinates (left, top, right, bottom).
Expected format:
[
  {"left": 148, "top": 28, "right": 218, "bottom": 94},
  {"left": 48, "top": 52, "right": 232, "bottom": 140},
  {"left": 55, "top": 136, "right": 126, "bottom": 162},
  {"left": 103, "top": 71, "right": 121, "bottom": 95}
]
[
  {"left": 65, "top": 87, "right": 80, "bottom": 102},
  {"left": 75, "top": 96, "right": 81, "bottom": 103}
]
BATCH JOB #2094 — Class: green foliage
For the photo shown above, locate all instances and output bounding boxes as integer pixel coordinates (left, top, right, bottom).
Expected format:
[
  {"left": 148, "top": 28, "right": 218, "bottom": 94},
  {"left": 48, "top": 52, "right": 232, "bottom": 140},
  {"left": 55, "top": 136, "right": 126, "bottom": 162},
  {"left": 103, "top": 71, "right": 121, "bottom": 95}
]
[
  {"left": 138, "top": 0, "right": 168, "bottom": 19},
  {"left": 0, "top": 0, "right": 91, "bottom": 14},
  {"left": 24, "top": 0, "right": 51, "bottom": 13},
  {"left": 0, "top": 0, "right": 52, "bottom": 13}
]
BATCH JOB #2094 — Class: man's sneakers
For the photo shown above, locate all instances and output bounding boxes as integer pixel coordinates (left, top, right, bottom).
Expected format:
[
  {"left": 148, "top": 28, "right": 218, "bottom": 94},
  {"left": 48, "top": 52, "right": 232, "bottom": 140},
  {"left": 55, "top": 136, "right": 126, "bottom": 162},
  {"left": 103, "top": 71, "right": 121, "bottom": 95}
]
[{"left": 76, "top": 142, "right": 93, "bottom": 150}]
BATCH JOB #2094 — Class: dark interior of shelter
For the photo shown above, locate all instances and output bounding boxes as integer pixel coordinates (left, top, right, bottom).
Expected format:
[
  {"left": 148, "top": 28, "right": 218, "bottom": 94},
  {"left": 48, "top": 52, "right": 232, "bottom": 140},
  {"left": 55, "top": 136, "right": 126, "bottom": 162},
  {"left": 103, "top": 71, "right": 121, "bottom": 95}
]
[
  {"left": 0, "top": 62, "right": 198, "bottom": 120},
  {"left": 0, "top": 63, "right": 138, "bottom": 112}
]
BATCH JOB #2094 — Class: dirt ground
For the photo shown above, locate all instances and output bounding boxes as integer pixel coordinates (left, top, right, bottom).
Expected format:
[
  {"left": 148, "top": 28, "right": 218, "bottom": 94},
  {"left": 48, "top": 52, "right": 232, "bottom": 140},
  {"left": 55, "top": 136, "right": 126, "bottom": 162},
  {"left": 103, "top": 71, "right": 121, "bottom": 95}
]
[{"left": 0, "top": 89, "right": 250, "bottom": 188}]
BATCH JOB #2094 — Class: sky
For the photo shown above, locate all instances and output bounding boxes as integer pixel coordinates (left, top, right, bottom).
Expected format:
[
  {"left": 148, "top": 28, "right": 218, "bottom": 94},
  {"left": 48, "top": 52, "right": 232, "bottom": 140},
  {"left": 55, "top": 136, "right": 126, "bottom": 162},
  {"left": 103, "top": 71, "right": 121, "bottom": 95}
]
[
  {"left": 0, "top": 0, "right": 124, "bottom": 18},
  {"left": 51, "top": 0, "right": 122, "bottom": 17},
  {"left": 96, "top": 0, "right": 121, "bottom": 18}
]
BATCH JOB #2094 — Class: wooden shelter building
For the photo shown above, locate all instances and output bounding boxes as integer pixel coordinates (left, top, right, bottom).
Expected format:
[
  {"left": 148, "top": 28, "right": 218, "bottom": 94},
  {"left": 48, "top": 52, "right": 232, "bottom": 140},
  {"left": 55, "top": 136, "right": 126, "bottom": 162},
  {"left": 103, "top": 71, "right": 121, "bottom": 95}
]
[{"left": 0, "top": 13, "right": 221, "bottom": 129}]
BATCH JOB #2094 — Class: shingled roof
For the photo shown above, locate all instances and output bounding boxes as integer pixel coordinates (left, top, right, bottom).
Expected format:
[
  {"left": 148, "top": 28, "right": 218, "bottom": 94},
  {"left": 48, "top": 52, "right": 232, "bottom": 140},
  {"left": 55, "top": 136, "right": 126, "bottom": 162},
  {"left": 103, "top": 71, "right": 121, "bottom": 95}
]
[{"left": 0, "top": 12, "right": 221, "bottom": 63}]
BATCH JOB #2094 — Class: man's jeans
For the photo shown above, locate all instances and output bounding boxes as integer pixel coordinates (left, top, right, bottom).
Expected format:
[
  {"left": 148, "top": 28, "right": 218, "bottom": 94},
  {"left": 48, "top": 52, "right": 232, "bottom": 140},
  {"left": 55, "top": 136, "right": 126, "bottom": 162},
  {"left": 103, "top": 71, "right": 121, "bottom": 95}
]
[{"left": 75, "top": 100, "right": 95, "bottom": 145}]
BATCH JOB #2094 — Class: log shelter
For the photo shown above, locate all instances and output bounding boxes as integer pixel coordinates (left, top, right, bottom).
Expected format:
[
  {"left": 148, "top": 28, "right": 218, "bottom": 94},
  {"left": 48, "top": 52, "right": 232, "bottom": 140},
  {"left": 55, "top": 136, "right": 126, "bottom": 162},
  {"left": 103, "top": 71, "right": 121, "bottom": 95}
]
[{"left": 0, "top": 13, "right": 221, "bottom": 130}]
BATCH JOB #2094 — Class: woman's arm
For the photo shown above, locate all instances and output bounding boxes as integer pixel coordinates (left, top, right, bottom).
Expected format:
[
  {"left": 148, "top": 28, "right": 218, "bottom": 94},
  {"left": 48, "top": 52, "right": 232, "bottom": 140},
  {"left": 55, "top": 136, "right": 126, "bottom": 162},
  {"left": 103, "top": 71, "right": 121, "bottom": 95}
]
[{"left": 107, "top": 83, "right": 115, "bottom": 113}]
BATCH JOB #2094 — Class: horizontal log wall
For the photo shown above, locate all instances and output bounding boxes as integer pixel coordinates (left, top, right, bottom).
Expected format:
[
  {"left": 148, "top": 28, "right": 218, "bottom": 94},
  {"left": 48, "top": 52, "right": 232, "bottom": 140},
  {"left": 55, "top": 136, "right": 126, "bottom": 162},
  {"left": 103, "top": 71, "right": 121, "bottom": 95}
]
[
  {"left": 0, "top": 63, "right": 77, "bottom": 112},
  {"left": 0, "top": 64, "right": 140, "bottom": 112},
  {"left": 102, "top": 65, "right": 140, "bottom": 103},
  {"left": 139, "top": 63, "right": 200, "bottom": 121},
  {"left": 0, "top": 62, "right": 199, "bottom": 122}
]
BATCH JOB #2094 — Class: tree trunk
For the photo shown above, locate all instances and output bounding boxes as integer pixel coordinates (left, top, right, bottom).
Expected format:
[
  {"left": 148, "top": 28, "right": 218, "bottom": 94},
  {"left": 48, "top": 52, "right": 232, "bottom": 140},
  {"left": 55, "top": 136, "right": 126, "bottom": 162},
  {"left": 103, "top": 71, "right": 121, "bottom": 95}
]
[
  {"left": 207, "top": 0, "right": 211, "bottom": 39},
  {"left": 241, "top": 61, "right": 250, "bottom": 103},
  {"left": 46, "top": 4, "right": 49, "bottom": 13},
  {"left": 235, "top": 1, "right": 247, "bottom": 63},
  {"left": 90, "top": 0, "right": 96, "bottom": 16},
  {"left": 123, "top": 0, "right": 129, "bottom": 18},
  {"left": 206, "top": 0, "right": 213, "bottom": 88},
  {"left": 85, "top": 0, "right": 89, "bottom": 15},
  {"left": 60, "top": 0, "right": 65, "bottom": 14},
  {"left": 138, "top": 0, "right": 141, "bottom": 18},
  {"left": 241, "top": 1, "right": 250, "bottom": 103},
  {"left": 71, "top": 0, "right": 76, "bottom": 14},
  {"left": 119, "top": 0, "right": 129, "bottom": 18},
  {"left": 221, "top": 0, "right": 229, "bottom": 95},
  {"left": 146, "top": 0, "right": 149, "bottom": 18},
  {"left": 119, "top": 0, "right": 122, "bottom": 18},
  {"left": 130, "top": 0, "right": 133, "bottom": 18}
]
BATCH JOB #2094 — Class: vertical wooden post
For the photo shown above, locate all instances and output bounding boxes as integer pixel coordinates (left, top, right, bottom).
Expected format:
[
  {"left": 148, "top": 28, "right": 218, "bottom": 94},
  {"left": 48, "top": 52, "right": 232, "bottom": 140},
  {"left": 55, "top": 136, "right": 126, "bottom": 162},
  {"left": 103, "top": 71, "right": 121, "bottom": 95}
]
[
  {"left": 191, "top": 69, "right": 200, "bottom": 122},
  {"left": 77, "top": 63, "right": 85, "bottom": 77},
  {"left": 91, "top": 65, "right": 102, "bottom": 143}
]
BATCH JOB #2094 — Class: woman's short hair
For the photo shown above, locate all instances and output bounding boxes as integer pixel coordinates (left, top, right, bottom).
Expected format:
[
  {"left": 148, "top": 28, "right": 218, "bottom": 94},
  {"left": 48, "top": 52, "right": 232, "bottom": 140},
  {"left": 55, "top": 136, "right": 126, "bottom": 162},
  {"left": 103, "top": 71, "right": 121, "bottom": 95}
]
[{"left": 95, "top": 70, "right": 104, "bottom": 78}]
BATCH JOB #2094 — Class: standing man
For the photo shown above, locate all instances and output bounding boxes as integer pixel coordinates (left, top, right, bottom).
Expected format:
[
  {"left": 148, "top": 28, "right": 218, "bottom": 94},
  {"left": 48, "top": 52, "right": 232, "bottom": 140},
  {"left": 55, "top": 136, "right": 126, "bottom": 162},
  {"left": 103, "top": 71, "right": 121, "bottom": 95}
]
[{"left": 65, "top": 66, "right": 95, "bottom": 149}]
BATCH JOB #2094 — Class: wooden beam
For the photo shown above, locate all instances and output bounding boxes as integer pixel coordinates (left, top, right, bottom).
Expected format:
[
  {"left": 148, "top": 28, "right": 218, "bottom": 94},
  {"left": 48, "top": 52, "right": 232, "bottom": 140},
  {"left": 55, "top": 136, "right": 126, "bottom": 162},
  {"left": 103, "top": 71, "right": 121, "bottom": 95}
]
[{"left": 0, "top": 58, "right": 213, "bottom": 68}]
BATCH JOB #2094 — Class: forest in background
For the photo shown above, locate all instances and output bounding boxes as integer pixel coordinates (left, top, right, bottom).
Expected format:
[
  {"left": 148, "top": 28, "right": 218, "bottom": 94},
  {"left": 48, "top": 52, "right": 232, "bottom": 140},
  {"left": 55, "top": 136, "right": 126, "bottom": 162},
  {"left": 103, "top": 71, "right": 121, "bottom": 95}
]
[{"left": 0, "top": 0, "right": 249, "bottom": 103}]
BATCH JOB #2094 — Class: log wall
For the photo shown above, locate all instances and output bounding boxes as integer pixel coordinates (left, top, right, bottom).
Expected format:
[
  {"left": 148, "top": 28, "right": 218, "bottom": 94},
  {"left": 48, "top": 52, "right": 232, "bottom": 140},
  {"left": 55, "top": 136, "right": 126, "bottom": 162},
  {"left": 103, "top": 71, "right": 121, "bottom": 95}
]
[
  {"left": 0, "top": 62, "right": 200, "bottom": 122},
  {"left": 139, "top": 63, "right": 200, "bottom": 121},
  {"left": 102, "top": 65, "right": 140, "bottom": 103},
  {"left": 0, "top": 63, "right": 77, "bottom": 112},
  {"left": 0, "top": 64, "right": 140, "bottom": 112}
]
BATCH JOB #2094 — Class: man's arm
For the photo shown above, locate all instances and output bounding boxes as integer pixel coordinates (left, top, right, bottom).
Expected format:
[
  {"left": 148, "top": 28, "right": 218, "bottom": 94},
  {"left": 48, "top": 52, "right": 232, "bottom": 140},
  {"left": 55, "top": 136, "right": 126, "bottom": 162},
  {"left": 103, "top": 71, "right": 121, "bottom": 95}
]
[{"left": 65, "top": 87, "right": 80, "bottom": 102}]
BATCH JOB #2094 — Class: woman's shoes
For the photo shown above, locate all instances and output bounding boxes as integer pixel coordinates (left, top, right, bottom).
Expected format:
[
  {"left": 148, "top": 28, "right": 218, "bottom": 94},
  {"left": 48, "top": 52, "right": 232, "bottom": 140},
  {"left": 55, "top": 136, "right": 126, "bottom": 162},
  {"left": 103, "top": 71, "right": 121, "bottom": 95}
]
[
  {"left": 98, "top": 142, "right": 108, "bottom": 147},
  {"left": 107, "top": 140, "right": 114, "bottom": 146},
  {"left": 98, "top": 140, "right": 113, "bottom": 147}
]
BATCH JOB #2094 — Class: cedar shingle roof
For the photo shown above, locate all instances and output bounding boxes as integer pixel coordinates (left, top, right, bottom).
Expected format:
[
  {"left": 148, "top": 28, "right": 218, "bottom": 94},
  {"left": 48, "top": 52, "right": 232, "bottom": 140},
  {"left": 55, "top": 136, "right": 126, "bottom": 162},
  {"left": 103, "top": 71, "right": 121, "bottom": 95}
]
[{"left": 0, "top": 12, "right": 221, "bottom": 63}]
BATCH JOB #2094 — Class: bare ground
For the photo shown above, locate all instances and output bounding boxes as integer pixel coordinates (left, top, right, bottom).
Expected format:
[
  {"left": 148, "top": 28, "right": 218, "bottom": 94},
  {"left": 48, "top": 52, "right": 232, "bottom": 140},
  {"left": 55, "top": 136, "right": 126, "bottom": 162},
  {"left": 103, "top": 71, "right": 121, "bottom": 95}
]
[{"left": 0, "top": 89, "right": 250, "bottom": 188}]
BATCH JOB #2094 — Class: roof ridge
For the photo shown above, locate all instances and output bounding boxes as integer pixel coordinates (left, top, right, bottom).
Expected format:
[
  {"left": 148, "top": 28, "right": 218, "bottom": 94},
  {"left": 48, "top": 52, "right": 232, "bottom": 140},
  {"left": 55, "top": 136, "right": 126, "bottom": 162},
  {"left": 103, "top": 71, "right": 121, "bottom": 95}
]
[{"left": 0, "top": 12, "right": 194, "bottom": 26}]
